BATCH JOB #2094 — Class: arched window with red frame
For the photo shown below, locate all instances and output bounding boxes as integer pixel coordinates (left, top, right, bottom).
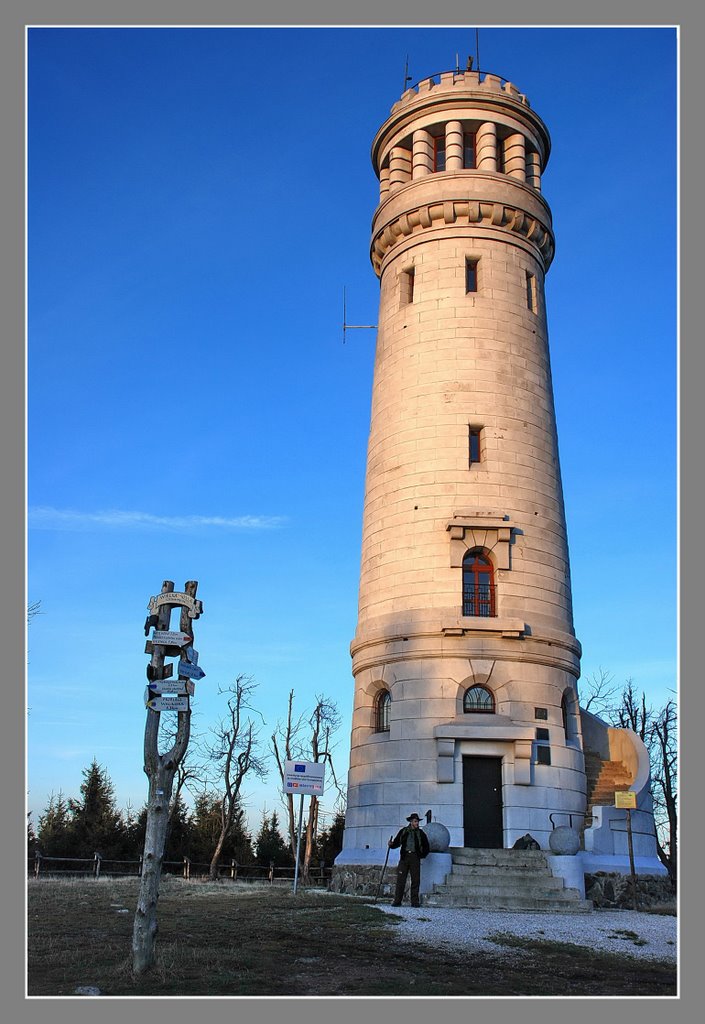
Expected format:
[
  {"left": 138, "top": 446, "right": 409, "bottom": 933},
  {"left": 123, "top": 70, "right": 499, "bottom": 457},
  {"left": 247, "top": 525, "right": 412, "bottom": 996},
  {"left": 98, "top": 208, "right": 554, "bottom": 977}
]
[{"left": 462, "top": 550, "right": 496, "bottom": 617}]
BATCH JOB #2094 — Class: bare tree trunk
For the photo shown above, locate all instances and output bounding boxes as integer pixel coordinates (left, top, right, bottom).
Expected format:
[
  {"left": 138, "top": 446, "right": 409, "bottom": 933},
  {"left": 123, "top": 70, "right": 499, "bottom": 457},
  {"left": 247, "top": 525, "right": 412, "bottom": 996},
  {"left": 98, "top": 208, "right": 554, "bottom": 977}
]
[
  {"left": 207, "top": 681, "right": 265, "bottom": 880},
  {"left": 132, "top": 581, "right": 198, "bottom": 976},
  {"left": 271, "top": 690, "right": 300, "bottom": 865}
]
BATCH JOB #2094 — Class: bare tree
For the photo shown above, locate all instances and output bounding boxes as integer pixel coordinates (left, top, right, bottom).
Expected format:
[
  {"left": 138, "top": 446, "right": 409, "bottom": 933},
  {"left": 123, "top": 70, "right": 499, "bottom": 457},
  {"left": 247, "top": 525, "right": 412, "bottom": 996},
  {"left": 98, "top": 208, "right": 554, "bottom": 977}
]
[
  {"left": 580, "top": 667, "right": 620, "bottom": 716},
  {"left": 27, "top": 600, "right": 42, "bottom": 623},
  {"left": 651, "top": 699, "right": 678, "bottom": 885},
  {"left": 270, "top": 689, "right": 305, "bottom": 865},
  {"left": 270, "top": 690, "right": 343, "bottom": 881},
  {"left": 301, "top": 696, "right": 342, "bottom": 882},
  {"left": 205, "top": 675, "right": 267, "bottom": 880}
]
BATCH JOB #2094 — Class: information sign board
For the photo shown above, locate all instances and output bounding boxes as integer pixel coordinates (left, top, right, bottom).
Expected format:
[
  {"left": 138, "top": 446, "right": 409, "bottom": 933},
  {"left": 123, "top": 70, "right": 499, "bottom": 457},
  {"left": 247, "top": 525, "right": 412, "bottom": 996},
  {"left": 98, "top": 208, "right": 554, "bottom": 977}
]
[
  {"left": 615, "top": 791, "right": 637, "bottom": 809},
  {"left": 283, "top": 760, "right": 325, "bottom": 796}
]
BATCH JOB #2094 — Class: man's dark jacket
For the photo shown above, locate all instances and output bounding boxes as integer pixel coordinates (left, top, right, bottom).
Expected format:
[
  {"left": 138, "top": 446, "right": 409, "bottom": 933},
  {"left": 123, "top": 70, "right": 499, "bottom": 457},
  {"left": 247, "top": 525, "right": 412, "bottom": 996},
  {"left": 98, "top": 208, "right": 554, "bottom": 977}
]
[{"left": 390, "top": 825, "right": 430, "bottom": 860}]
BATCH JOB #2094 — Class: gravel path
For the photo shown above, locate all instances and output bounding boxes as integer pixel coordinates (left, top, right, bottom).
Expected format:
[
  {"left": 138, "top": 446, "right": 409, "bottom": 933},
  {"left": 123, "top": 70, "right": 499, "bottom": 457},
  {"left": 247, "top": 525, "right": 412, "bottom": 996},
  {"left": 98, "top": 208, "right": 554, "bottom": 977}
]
[{"left": 376, "top": 905, "right": 678, "bottom": 962}]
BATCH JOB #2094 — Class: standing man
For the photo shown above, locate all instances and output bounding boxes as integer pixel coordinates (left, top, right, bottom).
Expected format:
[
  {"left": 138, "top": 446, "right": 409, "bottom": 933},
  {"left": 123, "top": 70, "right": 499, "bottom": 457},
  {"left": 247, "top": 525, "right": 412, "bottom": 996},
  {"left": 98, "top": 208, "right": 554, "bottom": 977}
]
[{"left": 389, "top": 812, "right": 430, "bottom": 907}]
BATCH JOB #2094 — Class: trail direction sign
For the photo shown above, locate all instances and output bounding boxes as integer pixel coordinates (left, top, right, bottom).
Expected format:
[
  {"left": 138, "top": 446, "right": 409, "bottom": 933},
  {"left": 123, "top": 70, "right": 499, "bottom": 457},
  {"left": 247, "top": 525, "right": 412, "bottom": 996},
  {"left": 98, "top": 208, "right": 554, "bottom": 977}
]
[
  {"left": 144, "top": 692, "right": 190, "bottom": 712},
  {"left": 283, "top": 760, "right": 325, "bottom": 796},
  {"left": 151, "top": 630, "right": 192, "bottom": 647},
  {"left": 178, "top": 659, "right": 205, "bottom": 680},
  {"left": 147, "top": 680, "right": 195, "bottom": 696}
]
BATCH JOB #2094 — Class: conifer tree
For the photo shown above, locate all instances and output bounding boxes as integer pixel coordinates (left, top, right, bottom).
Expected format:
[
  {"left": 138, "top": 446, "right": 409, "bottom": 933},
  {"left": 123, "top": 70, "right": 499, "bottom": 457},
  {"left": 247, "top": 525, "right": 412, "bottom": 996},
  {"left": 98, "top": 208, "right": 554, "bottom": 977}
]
[
  {"left": 68, "top": 759, "right": 127, "bottom": 859},
  {"left": 254, "top": 810, "right": 291, "bottom": 867},
  {"left": 36, "top": 790, "right": 73, "bottom": 858}
]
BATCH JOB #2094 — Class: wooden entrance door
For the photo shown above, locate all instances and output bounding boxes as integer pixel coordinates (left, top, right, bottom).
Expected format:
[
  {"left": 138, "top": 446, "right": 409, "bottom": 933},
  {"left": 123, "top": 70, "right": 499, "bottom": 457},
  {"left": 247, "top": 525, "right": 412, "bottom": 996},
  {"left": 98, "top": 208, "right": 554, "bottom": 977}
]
[{"left": 462, "top": 756, "right": 503, "bottom": 848}]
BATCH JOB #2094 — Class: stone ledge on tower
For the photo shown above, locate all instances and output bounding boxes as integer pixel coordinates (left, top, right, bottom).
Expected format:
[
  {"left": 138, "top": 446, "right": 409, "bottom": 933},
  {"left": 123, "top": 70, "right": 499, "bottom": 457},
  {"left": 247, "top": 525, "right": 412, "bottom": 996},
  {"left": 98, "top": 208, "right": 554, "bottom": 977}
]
[
  {"left": 434, "top": 718, "right": 535, "bottom": 784},
  {"left": 447, "top": 510, "right": 512, "bottom": 569}
]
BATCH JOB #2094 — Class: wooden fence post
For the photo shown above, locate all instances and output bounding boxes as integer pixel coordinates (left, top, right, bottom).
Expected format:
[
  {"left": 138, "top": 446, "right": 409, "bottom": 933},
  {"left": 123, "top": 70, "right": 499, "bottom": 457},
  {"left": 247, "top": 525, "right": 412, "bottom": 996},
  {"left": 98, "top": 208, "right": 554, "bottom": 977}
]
[
  {"left": 93, "top": 852, "right": 102, "bottom": 879},
  {"left": 34, "top": 852, "right": 41, "bottom": 878},
  {"left": 269, "top": 861, "right": 274, "bottom": 884},
  {"left": 230, "top": 859, "right": 237, "bottom": 880},
  {"left": 183, "top": 857, "right": 191, "bottom": 880},
  {"left": 138, "top": 854, "right": 143, "bottom": 877}
]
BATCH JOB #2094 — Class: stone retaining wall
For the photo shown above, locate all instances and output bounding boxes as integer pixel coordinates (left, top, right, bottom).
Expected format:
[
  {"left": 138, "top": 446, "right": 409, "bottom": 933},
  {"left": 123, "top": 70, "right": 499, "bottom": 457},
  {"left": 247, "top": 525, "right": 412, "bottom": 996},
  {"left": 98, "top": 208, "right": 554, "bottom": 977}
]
[
  {"left": 585, "top": 872, "right": 676, "bottom": 910},
  {"left": 330, "top": 865, "right": 392, "bottom": 898}
]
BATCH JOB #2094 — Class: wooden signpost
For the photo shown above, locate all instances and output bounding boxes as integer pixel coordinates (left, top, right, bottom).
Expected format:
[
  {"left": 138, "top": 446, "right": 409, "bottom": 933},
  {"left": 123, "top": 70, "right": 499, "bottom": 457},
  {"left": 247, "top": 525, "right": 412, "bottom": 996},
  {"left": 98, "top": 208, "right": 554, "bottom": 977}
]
[{"left": 132, "top": 579, "right": 205, "bottom": 976}]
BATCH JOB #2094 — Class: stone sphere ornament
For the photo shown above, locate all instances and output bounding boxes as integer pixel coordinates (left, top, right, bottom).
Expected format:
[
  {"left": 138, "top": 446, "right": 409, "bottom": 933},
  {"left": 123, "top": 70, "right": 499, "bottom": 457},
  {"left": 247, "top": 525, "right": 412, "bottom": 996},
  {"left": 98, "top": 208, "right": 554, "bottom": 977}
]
[
  {"left": 548, "top": 825, "right": 580, "bottom": 856},
  {"left": 423, "top": 822, "right": 451, "bottom": 852}
]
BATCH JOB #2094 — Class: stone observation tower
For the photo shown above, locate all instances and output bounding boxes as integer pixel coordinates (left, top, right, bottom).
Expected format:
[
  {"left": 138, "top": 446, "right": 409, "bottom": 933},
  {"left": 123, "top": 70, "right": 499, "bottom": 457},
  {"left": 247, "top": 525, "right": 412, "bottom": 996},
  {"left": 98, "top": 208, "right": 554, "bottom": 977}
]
[{"left": 333, "top": 65, "right": 666, "bottom": 895}]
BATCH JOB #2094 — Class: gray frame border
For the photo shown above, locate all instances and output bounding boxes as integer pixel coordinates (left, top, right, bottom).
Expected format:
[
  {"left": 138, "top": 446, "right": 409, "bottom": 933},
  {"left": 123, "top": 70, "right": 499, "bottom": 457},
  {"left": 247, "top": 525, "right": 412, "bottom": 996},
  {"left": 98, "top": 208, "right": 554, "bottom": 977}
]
[{"left": 3, "top": 2, "right": 703, "bottom": 1023}]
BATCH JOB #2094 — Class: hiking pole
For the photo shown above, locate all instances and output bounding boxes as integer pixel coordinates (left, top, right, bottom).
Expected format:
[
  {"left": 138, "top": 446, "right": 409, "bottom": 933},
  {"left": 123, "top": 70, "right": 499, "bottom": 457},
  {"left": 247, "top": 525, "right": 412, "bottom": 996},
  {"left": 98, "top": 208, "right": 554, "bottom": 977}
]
[{"left": 375, "top": 836, "right": 394, "bottom": 902}]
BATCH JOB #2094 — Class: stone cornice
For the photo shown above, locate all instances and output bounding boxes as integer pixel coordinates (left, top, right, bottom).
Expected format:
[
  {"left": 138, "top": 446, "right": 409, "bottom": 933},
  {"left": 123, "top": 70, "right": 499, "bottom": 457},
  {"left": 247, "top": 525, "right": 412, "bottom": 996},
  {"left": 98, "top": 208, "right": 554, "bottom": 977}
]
[
  {"left": 350, "top": 617, "right": 582, "bottom": 677},
  {"left": 370, "top": 192, "right": 555, "bottom": 275}
]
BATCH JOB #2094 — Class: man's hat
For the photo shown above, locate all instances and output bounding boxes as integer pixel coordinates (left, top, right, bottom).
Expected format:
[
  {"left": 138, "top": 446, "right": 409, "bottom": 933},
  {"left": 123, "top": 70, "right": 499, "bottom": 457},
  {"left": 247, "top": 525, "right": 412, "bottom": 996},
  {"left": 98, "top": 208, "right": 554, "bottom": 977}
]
[{"left": 406, "top": 813, "right": 421, "bottom": 822}]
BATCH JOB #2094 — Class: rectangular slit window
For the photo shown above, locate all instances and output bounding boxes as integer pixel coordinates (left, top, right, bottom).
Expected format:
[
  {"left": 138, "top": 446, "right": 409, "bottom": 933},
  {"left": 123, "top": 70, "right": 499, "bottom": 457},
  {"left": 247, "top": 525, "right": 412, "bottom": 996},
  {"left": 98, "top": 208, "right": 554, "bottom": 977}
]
[
  {"left": 463, "top": 132, "right": 476, "bottom": 169},
  {"left": 434, "top": 135, "right": 446, "bottom": 172},
  {"left": 466, "top": 259, "right": 478, "bottom": 293},
  {"left": 497, "top": 141, "right": 505, "bottom": 173},
  {"left": 468, "top": 427, "right": 481, "bottom": 466},
  {"left": 534, "top": 707, "right": 548, "bottom": 720},
  {"left": 526, "top": 271, "right": 537, "bottom": 313},
  {"left": 536, "top": 728, "right": 550, "bottom": 742},
  {"left": 536, "top": 746, "right": 551, "bottom": 766},
  {"left": 401, "top": 267, "right": 415, "bottom": 305}
]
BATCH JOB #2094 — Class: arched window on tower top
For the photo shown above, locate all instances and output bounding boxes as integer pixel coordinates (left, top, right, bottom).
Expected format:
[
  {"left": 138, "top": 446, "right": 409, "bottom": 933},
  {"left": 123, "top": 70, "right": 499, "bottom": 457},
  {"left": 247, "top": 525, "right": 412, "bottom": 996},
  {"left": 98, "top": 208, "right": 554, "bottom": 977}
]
[{"left": 462, "top": 550, "right": 496, "bottom": 617}]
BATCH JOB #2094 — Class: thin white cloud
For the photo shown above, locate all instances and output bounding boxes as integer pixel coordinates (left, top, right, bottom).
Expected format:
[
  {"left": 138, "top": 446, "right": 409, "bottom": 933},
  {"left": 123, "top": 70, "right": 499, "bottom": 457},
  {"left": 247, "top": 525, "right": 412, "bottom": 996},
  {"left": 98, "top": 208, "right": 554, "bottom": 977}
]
[{"left": 28, "top": 506, "right": 286, "bottom": 531}]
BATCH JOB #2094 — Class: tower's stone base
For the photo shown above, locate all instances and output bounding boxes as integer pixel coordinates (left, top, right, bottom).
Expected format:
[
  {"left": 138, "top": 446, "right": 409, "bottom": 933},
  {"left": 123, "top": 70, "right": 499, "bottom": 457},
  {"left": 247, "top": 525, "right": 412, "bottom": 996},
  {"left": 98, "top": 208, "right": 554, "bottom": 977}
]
[{"left": 331, "top": 852, "right": 453, "bottom": 897}]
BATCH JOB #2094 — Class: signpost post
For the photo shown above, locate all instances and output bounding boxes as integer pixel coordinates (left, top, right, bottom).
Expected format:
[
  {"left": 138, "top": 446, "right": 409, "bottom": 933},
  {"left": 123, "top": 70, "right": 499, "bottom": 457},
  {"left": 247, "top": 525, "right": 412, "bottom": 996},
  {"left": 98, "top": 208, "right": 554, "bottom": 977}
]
[
  {"left": 133, "top": 579, "right": 205, "bottom": 977},
  {"left": 615, "top": 791, "right": 638, "bottom": 910},
  {"left": 283, "top": 760, "right": 326, "bottom": 895}
]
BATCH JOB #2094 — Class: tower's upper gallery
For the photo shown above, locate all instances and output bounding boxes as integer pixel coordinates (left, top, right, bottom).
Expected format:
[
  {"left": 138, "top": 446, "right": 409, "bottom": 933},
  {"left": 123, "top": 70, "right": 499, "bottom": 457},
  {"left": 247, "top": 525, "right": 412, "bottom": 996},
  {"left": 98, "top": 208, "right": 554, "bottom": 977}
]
[{"left": 371, "top": 70, "right": 551, "bottom": 201}]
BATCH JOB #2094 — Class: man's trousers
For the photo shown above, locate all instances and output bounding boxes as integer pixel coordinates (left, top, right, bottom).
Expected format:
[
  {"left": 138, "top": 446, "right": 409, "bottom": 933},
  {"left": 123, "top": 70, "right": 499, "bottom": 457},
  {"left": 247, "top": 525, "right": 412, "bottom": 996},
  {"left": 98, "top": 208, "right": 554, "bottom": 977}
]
[{"left": 393, "top": 853, "right": 421, "bottom": 906}]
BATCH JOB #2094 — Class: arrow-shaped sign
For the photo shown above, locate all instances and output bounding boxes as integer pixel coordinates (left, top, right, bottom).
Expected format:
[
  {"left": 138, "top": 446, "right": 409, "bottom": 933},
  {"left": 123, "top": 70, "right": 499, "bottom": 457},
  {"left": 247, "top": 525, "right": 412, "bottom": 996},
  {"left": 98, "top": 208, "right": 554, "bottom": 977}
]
[
  {"left": 151, "top": 630, "right": 192, "bottom": 647},
  {"left": 144, "top": 692, "right": 190, "bottom": 712},
  {"left": 178, "top": 660, "right": 205, "bottom": 680},
  {"left": 147, "top": 679, "right": 195, "bottom": 696}
]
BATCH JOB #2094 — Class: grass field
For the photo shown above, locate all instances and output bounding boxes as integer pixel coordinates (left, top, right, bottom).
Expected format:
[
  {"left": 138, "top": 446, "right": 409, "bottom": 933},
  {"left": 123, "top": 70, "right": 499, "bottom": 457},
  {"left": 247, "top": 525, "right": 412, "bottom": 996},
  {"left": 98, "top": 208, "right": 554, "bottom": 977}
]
[{"left": 27, "top": 876, "right": 677, "bottom": 997}]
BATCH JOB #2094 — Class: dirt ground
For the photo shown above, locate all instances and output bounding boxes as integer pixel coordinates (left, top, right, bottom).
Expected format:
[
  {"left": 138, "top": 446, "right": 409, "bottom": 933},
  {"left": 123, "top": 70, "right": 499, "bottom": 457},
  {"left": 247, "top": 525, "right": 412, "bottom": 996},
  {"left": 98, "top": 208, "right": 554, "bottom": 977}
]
[{"left": 27, "top": 876, "right": 677, "bottom": 997}]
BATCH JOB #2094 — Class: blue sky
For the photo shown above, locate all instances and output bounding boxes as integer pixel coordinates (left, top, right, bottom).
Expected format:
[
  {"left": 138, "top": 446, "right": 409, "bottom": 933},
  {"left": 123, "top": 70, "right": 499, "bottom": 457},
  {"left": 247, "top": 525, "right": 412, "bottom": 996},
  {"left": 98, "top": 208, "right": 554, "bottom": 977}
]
[{"left": 27, "top": 25, "right": 678, "bottom": 833}]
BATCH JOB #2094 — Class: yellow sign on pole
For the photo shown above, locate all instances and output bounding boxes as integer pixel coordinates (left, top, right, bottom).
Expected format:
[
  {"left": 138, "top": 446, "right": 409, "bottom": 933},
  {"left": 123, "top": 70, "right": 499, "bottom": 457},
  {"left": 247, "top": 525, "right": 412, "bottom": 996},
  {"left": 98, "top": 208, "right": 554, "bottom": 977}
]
[{"left": 615, "top": 791, "right": 637, "bottom": 809}]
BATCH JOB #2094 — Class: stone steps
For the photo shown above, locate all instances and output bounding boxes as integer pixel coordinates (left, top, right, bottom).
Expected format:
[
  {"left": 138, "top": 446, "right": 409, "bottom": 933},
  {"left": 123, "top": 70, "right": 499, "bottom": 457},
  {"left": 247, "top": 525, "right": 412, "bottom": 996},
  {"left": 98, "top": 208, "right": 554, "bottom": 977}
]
[
  {"left": 449, "top": 863, "right": 555, "bottom": 879},
  {"left": 424, "top": 890, "right": 593, "bottom": 913},
  {"left": 425, "top": 847, "right": 593, "bottom": 913},
  {"left": 582, "top": 755, "right": 634, "bottom": 831},
  {"left": 448, "top": 848, "right": 549, "bottom": 867},
  {"left": 433, "top": 876, "right": 566, "bottom": 895}
]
